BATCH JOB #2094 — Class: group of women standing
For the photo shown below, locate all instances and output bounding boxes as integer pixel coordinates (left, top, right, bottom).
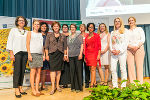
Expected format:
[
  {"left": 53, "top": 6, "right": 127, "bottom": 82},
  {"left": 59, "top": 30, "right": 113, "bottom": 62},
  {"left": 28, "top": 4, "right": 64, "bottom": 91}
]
[{"left": 6, "top": 16, "right": 145, "bottom": 98}]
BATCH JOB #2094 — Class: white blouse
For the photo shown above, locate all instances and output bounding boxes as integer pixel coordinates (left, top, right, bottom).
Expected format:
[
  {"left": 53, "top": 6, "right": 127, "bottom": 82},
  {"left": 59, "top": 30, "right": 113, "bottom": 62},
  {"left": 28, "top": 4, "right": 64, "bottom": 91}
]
[
  {"left": 128, "top": 27, "right": 145, "bottom": 47},
  {"left": 110, "top": 29, "right": 128, "bottom": 54},
  {"left": 29, "top": 31, "right": 43, "bottom": 54},
  {"left": 6, "top": 28, "right": 28, "bottom": 55}
]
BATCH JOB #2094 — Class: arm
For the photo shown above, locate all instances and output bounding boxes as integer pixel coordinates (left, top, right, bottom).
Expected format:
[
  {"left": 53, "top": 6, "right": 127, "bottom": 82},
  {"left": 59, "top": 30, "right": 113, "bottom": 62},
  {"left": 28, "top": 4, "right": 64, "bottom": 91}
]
[
  {"left": 45, "top": 34, "right": 50, "bottom": 61},
  {"left": 26, "top": 31, "right": 32, "bottom": 61},
  {"left": 101, "top": 33, "right": 110, "bottom": 54},
  {"left": 78, "top": 36, "right": 83, "bottom": 60},
  {"left": 63, "top": 36, "right": 67, "bottom": 61},
  {"left": 78, "top": 44, "right": 83, "bottom": 60},
  {"left": 137, "top": 27, "right": 145, "bottom": 48},
  {"left": 6, "top": 29, "right": 15, "bottom": 61},
  {"left": 97, "top": 35, "right": 101, "bottom": 60},
  {"left": 117, "top": 30, "right": 128, "bottom": 55}
]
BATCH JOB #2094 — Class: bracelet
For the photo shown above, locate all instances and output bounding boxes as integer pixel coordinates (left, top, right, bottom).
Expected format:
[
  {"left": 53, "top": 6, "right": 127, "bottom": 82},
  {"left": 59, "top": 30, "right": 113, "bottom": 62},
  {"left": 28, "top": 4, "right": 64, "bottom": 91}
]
[{"left": 64, "top": 55, "right": 67, "bottom": 56}]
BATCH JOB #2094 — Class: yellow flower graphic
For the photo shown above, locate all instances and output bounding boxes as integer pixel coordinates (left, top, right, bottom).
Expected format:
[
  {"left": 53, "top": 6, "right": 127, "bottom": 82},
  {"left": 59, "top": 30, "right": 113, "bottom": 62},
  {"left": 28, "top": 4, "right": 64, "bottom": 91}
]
[
  {"left": 6, "top": 69, "right": 13, "bottom": 76},
  {"left": 0, "top": 54, "right": 8, "bottom": 63},
  {"left": 0, "top": 44, "right": 6, "bottom": 50},
  {"left": 26, "top": 61, "right": 30, "bottom": 69},
  {"left": 0, "top": 63, "right": 10, "bottom": 73}
]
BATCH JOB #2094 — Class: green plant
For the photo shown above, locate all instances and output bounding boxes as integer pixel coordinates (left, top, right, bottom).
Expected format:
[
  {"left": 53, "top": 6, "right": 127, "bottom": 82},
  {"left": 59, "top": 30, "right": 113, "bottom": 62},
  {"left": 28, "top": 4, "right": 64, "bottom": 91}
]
[{"left": 83, "top": 80, "right": 150, "bottom": 100}]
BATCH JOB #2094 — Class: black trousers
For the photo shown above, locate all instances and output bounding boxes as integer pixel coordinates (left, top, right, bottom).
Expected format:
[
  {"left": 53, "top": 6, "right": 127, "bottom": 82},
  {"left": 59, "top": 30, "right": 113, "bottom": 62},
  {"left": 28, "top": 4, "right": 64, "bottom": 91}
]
[
  {"left": 60, "top": 61, "right": 71, "bottom": 85},
  {"left": 83, "top": 55, "right": 90, "bottom": 85},
  {"left": 13, "top": 51, "right": 28, "bottom": 88},
  {"left": 69, "top": 56, "right": 83, "bottom": 91}
]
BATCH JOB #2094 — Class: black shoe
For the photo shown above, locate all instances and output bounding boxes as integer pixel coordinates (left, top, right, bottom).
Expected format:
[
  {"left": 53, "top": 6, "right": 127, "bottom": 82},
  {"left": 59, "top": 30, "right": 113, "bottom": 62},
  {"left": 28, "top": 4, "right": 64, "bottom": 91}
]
[
  {"left": 85, "top": 84, "right": 89, "bottom": 88},
  {"left": 20, "top": 92, "right": 27, "bottom": 95},
  {"left": 63, "top": 85, "right": 68, "bottom": 88},
  {"left": 15, "top": 94, "right": 22, "bottom": 98}
]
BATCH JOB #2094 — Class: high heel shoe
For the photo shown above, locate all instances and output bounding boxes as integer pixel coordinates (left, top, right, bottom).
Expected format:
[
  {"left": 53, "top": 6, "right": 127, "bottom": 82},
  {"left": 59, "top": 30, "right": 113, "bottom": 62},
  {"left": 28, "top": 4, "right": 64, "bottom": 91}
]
[
  {"left": 31, "top": 92, "right": 40, "bottom": 97},
  {"left": 100, "top": 81, "right": 104, "bottom": 85},
  {"left": 103, "top": 82, "right": 108, "bottom": 86},
  {"left": 15, "top": 94, "right": 21, "bottom": 98},
  {"left": 20, "top": 92, "right": 27, "bottom": 95},
  {"left": 56, "top": 88, "right": 62, "bottom": 92}
]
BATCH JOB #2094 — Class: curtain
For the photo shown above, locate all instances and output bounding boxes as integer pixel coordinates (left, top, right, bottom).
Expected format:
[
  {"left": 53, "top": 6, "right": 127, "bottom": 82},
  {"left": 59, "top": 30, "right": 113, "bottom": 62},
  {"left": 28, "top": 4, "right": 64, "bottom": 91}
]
[
  {"left": 0, "top": 0, "right": 80, "bottom": 20},
  {"left": 109, "top": 24, "right": 150, "bottom": 77}
]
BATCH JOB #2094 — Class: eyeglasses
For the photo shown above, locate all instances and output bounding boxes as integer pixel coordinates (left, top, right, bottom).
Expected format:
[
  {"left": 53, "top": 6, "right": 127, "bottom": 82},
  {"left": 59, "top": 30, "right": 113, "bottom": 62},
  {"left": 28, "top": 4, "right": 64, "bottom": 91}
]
[
  {"left": 18, "top": 20, "right": 25, "bottom": 22},
  {"left": 88, "top": 27, "right": 94, "bottom": 29},
  {"left": 63, "top": 27, "right": 68, "bottom": 28}
]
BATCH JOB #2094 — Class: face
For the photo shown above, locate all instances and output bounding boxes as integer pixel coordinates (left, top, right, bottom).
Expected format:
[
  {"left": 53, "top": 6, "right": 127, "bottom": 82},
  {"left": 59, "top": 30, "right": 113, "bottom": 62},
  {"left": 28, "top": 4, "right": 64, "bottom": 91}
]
[
  {"left": 80, "top": 25, "right": 85, "bottom": 32},
  {"left": 70, "top": 25, "right": 76, "bottom": 33},
  {"left": 88, "top": 24, "right": 94, "bottom": 33},
  {"left": 100, "top": 24, "right": 106, "bottom": 32},
  {"left": 17, "top": 17, "right": 25, "bottom": 27},
  {"left": 128, "top": 17, "right": 136, "bottom": 26},
  {"left": 53, "top": 24, "right": 60, "bottom": 32},
  {"left": 115, "top": 18, "right": 121, "bottom": 29},
  {"left": 62, "top": 25, "right": 68, "bottom": 33},
  {"left": 41, "top": 24, "right": 47, "bottom": 32},
  {"left": 33, "top": 21, "right": 40, "bottom": 31}
]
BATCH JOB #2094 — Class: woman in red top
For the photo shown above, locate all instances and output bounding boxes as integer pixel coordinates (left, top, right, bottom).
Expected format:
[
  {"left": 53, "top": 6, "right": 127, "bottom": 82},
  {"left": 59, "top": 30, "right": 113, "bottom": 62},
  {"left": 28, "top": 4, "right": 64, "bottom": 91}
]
[{"left": 85, "top": 23, "right": 101, "bottom": 88}]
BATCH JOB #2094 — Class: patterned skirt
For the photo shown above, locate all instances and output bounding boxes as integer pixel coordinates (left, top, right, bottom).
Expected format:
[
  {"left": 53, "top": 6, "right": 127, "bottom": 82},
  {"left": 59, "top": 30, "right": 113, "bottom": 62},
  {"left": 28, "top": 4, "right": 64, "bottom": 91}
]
[{"left": 29, "top": 53, "right": 43, "bottom": 68}]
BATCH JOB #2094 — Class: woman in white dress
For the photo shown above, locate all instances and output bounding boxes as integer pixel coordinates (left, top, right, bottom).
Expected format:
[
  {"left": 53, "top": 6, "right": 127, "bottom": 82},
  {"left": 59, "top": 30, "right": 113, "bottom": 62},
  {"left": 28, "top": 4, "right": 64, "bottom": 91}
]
[{"left": 97, "top": 23, "right": 110, "bottom": 86}]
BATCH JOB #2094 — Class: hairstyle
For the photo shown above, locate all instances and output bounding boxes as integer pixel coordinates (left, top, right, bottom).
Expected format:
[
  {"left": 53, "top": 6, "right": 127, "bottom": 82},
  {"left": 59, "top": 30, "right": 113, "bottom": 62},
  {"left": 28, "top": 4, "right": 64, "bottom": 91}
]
[
  {"left": 15, "top": 16, "right": 28, "bottom": 27},
  {"left": 97, "top": 23, "right": 108, "bottom": 34},
  {"left": 114, "top": 17, "right": 125, "bottom": 34},
  {"left": 33, "top": 19, "right": 40, "bottom": 24},
  {"left": 80, "top": 24, "right": 86, "bottom": 31},
  {"left": 62, "top": 24, "right": 69, "bottom": 29},
  {"left": 128, "top": 16, "right": 136, "bottom": 23},
  {"left": 87, "top": 23, "right": 95, "bottom": 31},
  {"left": 51, "top": 21, "right": 61, "bottom": 31},
  {"left": 32, "top": 20, "right": 40, "bottom": 31},
  {"left": 39, "top": 22, "right": 49, "bottom": 33},
  {"left": 70, "top": 24, "right": 77, "bottom": 29}
]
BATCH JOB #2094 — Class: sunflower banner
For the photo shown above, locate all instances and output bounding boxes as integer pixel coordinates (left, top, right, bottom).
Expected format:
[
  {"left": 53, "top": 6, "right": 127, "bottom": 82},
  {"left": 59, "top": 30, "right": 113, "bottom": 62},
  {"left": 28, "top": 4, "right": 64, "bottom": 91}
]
[{"left": 0, "top": 17, "right": 31, "bottom": 89}]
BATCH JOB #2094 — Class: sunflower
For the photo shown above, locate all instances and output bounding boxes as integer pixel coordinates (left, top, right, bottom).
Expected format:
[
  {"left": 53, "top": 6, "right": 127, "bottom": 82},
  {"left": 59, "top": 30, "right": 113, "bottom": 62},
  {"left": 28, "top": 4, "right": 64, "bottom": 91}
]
[
  {"left": 0, "top": 54, "right": 8, "bottom": 63},
  {"left": 0, "top": 44, "right": 6, "bottom": 50},
  {"left": 26, "top": 61, "right": 30, "bottom": 69},
  {"left": 6, "top": 69, "right": 13, "bottom": 76},
  {"left": 0, "top": 63, "right": 10, "bottom": 73}
]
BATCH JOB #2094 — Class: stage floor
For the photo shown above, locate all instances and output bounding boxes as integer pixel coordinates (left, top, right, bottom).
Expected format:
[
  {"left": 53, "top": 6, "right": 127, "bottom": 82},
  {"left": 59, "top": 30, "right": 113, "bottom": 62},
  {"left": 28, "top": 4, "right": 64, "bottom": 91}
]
[{"left": 0, "top": 78, "right": 150, "bottom": 100}]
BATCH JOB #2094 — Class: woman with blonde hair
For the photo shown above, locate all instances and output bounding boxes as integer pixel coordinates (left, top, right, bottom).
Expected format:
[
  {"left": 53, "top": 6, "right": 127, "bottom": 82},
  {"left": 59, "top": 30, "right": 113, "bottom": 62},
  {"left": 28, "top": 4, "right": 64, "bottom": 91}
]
[
  {"left": 110, "top": 17, "right": 128, "bottom": 88},
  {"left": 127, "top": 16, "right": 145, "bottom": 84},
  {"left": 97, "top": 23, "right": 110, "bottom": 86},
  {"left": 26, "top": 20, "right": 44, "bottom": 96}
]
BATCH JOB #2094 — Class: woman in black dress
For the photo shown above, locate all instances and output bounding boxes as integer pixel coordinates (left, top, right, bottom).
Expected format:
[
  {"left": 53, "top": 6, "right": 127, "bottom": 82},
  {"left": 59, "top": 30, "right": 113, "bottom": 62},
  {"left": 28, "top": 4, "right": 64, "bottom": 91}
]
[
  {"left": 39, "top": 22, "right": 50, "bottom": 90},
  {"left": 45, "top": 21, "right": 67, "bottom": 95}
]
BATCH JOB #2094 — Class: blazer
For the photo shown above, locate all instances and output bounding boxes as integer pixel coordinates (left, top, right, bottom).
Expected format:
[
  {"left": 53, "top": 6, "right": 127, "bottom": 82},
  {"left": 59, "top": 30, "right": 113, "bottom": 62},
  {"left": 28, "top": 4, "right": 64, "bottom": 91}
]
[{"left": 45, "top": 32, "right": 67, "bottom": 53}]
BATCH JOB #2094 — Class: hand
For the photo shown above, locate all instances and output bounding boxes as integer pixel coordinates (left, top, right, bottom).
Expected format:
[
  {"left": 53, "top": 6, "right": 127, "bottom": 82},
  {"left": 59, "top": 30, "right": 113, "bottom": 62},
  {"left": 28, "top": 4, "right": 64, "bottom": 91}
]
[
  {"left": 10, "top": 54, "right": 15, "bottom": 61},
  {"left": 97, "top": 55, "right": 100, "bottom": 60},
  {"left": 132, "top": 46, "right": 139, "bottom": 52},
  {"left": 63, "top": 56, "right": 67, "bottom": 61},
  {"left": 112, "top": 50, "right": 120, "bottom": 55},
  {"left": 66, "top": 56, "right": 69, "bottom": 62},
  {"left": 115, "top": 50, "right": 120, "bottom": 55},
  {"left": 43, "top": 56, "right": 45, "bottom": 61},
  {"left": 46, "top": 55, "right": 49, "bottom": 61},
  {"left": 78, "top": 54, "right": 82, "bottom": 60},
  {"left": 84, "top": 58, "right": 86, "bottom": 63},
  {"left": 28, "top": 54, "right": 32, "bottom": 61},
  {"left": 101, "top": 51, "right": 105, "bottom": 55}
]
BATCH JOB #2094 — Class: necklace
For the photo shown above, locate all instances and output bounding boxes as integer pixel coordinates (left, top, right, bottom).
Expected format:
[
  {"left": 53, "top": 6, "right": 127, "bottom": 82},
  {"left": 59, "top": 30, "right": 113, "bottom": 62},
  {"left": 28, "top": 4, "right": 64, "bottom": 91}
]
[{"left": 18, "top": 28, "right": 25, "bottom": 35}]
